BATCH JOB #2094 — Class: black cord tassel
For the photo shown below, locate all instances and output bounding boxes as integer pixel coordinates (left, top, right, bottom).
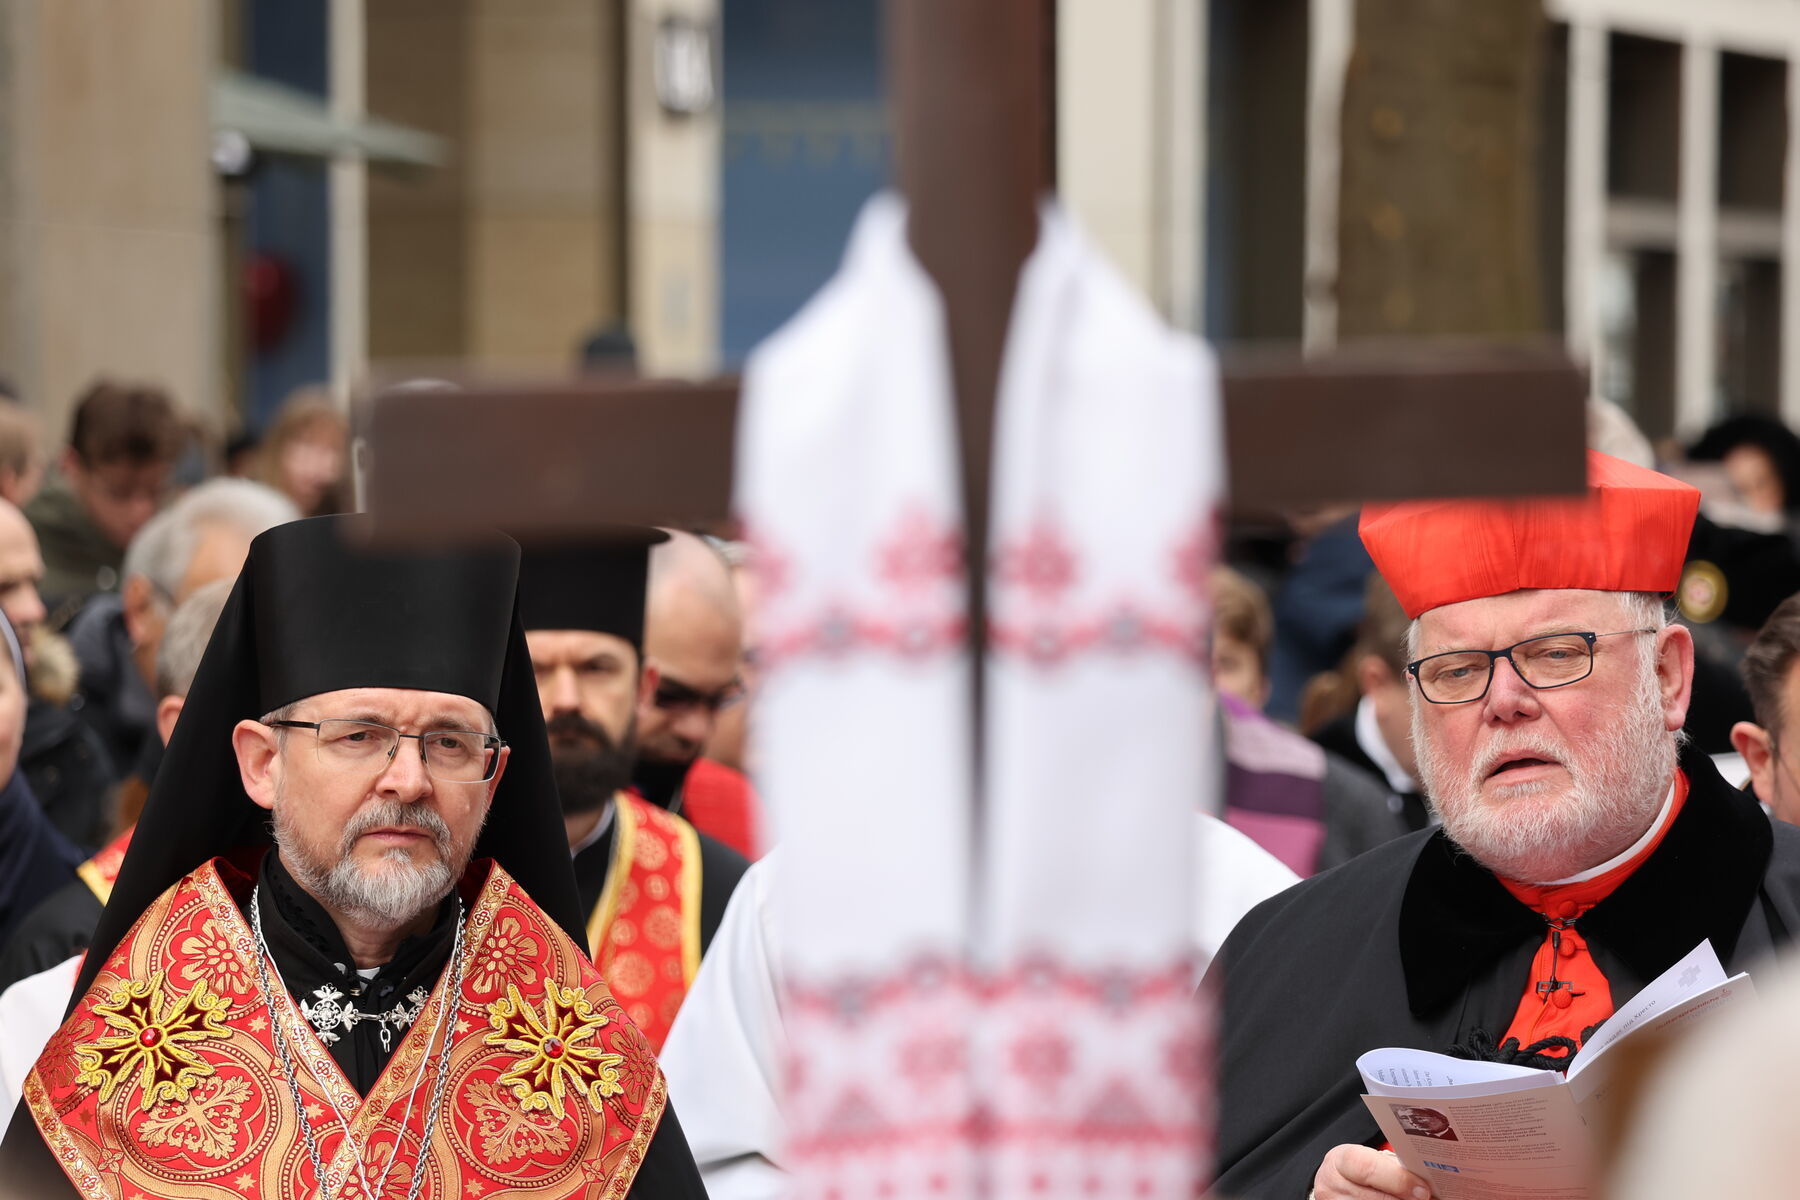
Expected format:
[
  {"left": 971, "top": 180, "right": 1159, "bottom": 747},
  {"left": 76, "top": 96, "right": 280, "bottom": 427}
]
[{"left": 1450, "top": 1028, "right": 1582, "bottom": 1072}]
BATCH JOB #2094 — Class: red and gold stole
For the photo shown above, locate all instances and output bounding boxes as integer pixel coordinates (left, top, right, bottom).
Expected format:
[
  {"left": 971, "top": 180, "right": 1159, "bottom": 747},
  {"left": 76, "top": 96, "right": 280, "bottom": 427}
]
[
  {"left": 74, "top": 826, "right": 135, "bottom": 905},
  {"left": 25, "top": 856, "right": 665, "bottom": 1200},
  {"left": 585, "top": 793, "right": 702, "bottom": 1051}
]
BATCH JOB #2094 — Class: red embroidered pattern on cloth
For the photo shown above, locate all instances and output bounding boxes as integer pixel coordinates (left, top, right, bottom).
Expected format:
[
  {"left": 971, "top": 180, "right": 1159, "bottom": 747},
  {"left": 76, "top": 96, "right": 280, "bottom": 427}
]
[
  {"left": 27, "top": 860, "right": 667, "bottom": 1200},
  {"left": 744, "top": 511, "right": 1214, "bottom": 673},
  {"left": 782, "top": 956, "right": 1211, "bottom": 1200}
]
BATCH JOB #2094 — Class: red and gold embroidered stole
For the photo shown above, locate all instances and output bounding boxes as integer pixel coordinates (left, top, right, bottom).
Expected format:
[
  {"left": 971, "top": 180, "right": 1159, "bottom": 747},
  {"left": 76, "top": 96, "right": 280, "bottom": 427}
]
[
  {"left": 74, "top": 826, "right": 135, "bottom": 905},
  {"left": 25, "top": 857, "right": 666, "bottom": 1200},
  {"left": 585, "top": 793, "right": 702, "bottom": 1050}
]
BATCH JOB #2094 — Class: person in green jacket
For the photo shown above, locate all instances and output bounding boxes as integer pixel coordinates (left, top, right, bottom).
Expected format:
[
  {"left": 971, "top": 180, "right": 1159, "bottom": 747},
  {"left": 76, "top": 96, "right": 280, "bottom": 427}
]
[{"left": 25, "top": 380, "right": 182, "bottom": 625}]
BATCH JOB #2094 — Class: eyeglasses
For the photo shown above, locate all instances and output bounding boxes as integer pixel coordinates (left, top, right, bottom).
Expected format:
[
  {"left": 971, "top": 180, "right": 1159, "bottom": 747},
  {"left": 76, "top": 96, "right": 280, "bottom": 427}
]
[
  {"left": 265, "top": 719, "right": 506, "bottom": 782},
  {"left": 1407, "top": 628, "right": 1656, "bottom": 705},
  {"left": 651, "top": 677, "right": 744, "bottom": 716}
]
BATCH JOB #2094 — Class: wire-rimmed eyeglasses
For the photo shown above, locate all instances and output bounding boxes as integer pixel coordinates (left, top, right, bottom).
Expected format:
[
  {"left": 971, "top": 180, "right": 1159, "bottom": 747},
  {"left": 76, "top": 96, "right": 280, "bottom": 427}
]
[
  {"left": 265, "top": 719, "right": 506, "bottom": 782},
  {"left": 1406, "top": 628, "right": 1656, "bottom": 705}
]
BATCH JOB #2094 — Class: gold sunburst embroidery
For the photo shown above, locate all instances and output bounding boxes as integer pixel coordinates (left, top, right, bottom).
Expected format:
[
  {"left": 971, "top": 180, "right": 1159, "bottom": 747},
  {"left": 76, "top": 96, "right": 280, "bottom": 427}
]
[
  {"left": 485, "top": 983, "right": 625, "bottom": 1116},
  {"left": 74, "top": 970, "right": 232, "bottom": 1110}
]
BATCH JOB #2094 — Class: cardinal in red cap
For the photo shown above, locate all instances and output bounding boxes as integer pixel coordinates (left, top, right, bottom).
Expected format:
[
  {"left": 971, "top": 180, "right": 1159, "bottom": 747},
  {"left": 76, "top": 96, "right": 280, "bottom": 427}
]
[{"left": 1210, "top": 451, "right": 1800, "bottom": 1200}]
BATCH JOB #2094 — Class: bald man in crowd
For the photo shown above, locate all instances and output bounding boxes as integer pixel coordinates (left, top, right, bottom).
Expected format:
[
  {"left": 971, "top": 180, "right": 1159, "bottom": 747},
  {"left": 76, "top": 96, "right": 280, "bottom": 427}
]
[
  {"left": 632, "top": 532, "right": 764, "bottom": 857},
  {"left": 0, "top": 501, "right": 112, "bottom": 852},
  {"left": 0, "top": 503, "right": 46, "bottom": 653}
]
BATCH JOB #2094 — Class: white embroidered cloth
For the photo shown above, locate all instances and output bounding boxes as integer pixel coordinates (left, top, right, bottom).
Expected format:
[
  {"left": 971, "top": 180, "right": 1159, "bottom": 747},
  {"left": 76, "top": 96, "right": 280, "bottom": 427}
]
[{"left": 737, "top": 193, "right": 1223, "bottom": 1199}]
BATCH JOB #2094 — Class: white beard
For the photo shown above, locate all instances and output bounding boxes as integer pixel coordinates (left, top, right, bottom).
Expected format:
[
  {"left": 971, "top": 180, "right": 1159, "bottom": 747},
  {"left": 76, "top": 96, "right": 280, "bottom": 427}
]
[{"left": 1414, "top": 655, "right": 1676, "bottom": 884}]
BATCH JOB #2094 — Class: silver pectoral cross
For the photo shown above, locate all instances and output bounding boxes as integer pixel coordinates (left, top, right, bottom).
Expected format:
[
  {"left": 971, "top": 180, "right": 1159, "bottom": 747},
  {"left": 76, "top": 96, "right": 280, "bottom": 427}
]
[{"left": 299, "top": 984, "right": 432, "bottom": 1050}]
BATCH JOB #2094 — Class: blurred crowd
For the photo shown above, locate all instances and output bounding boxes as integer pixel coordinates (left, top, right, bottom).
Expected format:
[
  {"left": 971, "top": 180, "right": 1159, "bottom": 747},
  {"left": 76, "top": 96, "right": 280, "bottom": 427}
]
[
  {"left": 0, "top": 374, "right": 781, "bottom": 982},
  {"left": 5, "top": 359, "right": 1800, "bottom": 1196},
  {"left": 5, "top": 370, "right": 1800, "bottom": 943},
  {"left": 0, "top": 378, "right": 348, "bottom": 890}
]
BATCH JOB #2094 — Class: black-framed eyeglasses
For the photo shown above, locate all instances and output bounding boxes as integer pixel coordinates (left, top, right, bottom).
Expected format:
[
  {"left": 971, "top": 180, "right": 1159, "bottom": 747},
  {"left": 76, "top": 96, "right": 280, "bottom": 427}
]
[
  {"left": 1407, "top": 628, "right": 1656, "bottom": 705},
  {"left": 651, "top": 677, "right": 745, "bottom": 716},
  {"left": 266, "top": 719, "right": 506, "bottom": 782}
]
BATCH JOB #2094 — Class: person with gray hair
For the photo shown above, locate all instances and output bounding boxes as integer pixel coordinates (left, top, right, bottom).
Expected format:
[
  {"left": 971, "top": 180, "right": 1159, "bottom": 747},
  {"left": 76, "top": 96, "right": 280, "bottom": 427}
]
[
  {"left": 65, "top": 478, "right": 296, "bottom": 778},
  {"left": 151, "top": 577, "right": 231, "bottom": 711}
]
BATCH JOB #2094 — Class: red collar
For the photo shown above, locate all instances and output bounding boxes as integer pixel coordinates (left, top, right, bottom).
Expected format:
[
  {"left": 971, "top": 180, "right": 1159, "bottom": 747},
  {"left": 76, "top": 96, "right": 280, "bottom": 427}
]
[{"left": 1499, "top": 770, "right": 1690, "bottom": 919}]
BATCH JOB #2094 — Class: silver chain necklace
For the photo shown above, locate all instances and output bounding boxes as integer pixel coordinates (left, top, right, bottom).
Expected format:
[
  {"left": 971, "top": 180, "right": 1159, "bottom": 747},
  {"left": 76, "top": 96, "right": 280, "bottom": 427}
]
[
  {"left": 301, "top": 983, "right": 431, "bottom": 1051},
  {"left": 251, "top": 886, "right": 465, "bottom": 1200}
]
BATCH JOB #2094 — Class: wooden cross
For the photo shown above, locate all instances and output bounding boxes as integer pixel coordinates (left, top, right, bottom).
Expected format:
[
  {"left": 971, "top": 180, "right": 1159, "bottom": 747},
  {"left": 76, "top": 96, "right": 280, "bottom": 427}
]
[
  {"left": 364, "top": 0, "right": 1585, "bottom": 643},
  {"left": 362, "top": 347, "right": 1584, "bottom": 532}
]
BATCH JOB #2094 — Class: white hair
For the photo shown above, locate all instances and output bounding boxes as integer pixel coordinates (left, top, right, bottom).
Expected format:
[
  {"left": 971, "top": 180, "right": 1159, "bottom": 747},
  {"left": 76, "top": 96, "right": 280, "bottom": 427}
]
[
  {"left": 153, "top": 579, "right": 233, "bottom": 699},
  {"left": 124, "top": 479, "right": 299, "bottom": 601},
  {"left": 1407, "top": 589, "right": 1679, "bottom": 882}
]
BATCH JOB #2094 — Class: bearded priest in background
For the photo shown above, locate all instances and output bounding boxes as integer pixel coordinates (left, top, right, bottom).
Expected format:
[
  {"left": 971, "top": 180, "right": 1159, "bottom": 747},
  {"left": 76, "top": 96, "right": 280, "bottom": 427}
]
[
  {"left": 0, "top": 515, "right": 706, "bottom": 1199},
  {"left": 1210, "top": 451, "right": 1800, "bottom": 1200},
  {"left": 517, "top": 534, "right": 748, "bottom": 1052}
]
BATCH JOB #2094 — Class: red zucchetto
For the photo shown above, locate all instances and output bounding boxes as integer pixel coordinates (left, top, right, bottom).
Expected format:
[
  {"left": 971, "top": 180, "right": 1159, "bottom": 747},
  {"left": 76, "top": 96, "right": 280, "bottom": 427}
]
[{"left": 1358, "top": 450, "right": 1701, "bottom": 619}]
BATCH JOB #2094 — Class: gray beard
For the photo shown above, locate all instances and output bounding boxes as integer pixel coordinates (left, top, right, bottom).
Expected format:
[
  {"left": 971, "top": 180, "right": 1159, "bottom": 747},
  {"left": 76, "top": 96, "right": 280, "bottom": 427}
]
[{"left": 273, "top": 798, "right": 463, "bottom": 929}]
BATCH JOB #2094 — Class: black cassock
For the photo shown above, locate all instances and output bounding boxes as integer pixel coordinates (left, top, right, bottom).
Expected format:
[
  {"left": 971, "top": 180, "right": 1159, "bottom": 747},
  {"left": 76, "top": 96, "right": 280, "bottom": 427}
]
[
  {"left": 0, "top": 877, "right": 100, "bottom": 993},
  {"left": 1209, "top": 744, "right": 1800, "bottom": 1200},
  {"left": 0, "top": 741, "right": 166, "bottom": 991}
]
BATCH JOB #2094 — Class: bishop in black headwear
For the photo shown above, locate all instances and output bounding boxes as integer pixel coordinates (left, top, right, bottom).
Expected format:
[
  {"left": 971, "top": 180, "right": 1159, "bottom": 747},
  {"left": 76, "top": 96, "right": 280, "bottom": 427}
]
[
  {"left": 517, "top": 532, "right": 749, "bottom": 1052},
  {"left": 0, "top": 515, "right": 706, "bottom": 1199}
]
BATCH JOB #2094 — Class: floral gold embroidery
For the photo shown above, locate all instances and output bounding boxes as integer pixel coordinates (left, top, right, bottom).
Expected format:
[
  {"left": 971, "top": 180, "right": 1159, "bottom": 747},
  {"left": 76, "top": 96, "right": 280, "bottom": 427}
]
[
  {"left": 466, "top": 1079, "right": 571, "bottom": 1163},
  {"left": 470, "top": 914, "right": 541, "bottom": 995},
  {"left": 642, "top": 905, "right": 682, "bottom": 949},
  {"left": 36, "top": 1019, "right": 86, "bottom": 1093},
  {"left": 633, "top": 835, "right": 668, "bottom": 872},
  {"left": 137, "top": 1074, "right": 253, "bottom": 1159},
  {"left": 607, "top": 951, "right": 654, "bottom": 998},
  {"left": 176, "top": 927, "right": 252, "bottom": 996},
  {"left": 485, "top": 983, "right": 625, "bottom": 1117},
  {"left": 75, "top": 971, "right": 232, "bottom": 1110},
  {"left": 606, "top": 1034, "right": 657, "bottom": 1105}
]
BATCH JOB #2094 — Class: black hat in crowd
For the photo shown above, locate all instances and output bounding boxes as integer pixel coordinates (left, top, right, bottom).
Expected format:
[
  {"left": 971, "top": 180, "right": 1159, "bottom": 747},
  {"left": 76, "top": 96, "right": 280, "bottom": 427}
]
[
  {"left": 1689, "top": 414, "right": 1800, "bottom": 517},
  {"left": 73, "top": 514, "right": 586, "bottom": 1002},
  {"left": 515, "top": 527, "right": 669, "bottom": 650}
]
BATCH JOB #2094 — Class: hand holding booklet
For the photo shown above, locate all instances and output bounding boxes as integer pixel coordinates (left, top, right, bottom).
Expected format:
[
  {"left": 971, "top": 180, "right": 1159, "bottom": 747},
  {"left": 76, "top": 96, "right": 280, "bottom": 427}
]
[{"left": 1357, "top": 941, "right": 1752, "bottom": 1199}]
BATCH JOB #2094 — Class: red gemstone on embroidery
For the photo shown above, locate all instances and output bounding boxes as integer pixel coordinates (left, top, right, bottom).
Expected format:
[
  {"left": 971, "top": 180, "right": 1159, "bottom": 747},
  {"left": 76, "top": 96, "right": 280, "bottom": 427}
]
[
  {"left": 138, "top": 1027, "right": 162, "bottom": 1048},
  {"left": 543, "top": 1037, "right": 566, "bottom": 1059}
]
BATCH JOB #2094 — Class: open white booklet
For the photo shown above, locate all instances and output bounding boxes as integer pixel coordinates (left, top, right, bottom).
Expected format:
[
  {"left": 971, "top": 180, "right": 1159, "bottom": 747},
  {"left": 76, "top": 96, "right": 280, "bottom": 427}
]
[{"left": 1357, "top": 940, "right": 1753, "bottom": 1199}]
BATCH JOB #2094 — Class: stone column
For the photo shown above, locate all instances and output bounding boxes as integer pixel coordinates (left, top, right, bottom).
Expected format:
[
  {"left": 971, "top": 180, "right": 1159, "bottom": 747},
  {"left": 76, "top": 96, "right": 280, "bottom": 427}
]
[
  {"left": 0, "top": 0, "right": 219, "bottom": 435},
  {"left": 1057, "top": 0, "right": 1206, "bottom": 331},
  {"left": 1674, "top": 38, "right": 1720, "bottom": 436},
  {"left": 462, "top": 0, "right": 624, "bottom": 371},
  {"left": 627, "top": 0, "right": 721, "bottom": 378}
]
